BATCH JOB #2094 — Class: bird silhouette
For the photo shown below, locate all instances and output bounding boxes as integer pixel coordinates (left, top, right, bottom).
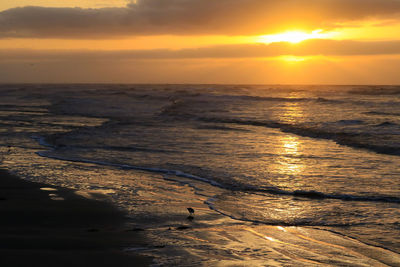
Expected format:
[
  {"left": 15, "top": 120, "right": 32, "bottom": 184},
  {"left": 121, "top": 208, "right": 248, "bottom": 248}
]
[
  {"left": 187, "top": 207, "right": 195, "bottom": 220},
  {"left": 187, "top": 207, "right": 194, "bottom": 215}
]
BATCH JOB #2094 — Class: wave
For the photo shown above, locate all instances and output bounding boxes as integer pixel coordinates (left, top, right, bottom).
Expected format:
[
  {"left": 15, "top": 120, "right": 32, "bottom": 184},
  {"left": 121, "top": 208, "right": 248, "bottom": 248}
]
[
  {"left": 335, "top": 120, "right": 365, "bottom": 125},
  {"left": 158, "top": 99, "right": 191, "bottom": 117},
  {"left": 196, "top": 125, "right": 250, "bottom": 132},
  {"left": 204, "top": 199, "right": 371, "bottom": 227},
  {"left": 366, "top": 111, "right": 400, "bottom": 117},
  {"left": 34, "top": 149, "right": 400, "bottom": 204},
  {"left": 158, "top": 94, "right": 346, "bottom": 113},
  {"left": 349, "top": 87, "right": 400, "bottom": 96},
  {"left": 376, "top": 121, "right": 398, "bottom": 127},
  {"left": 254, "top": 188, "right": 400, "bottom": 204},
  {"left": 35, "top": 150, "right": 223, "bottom": 188},
  {"left": 206, "top": 93, "right": 375, "bottom": 106},
  {"left": 224, "top": 95, "right": 312, "bottom": 102},
  {"left": 209, "top": 94, "right": 347, "bottom": 105},
  {"left": 198, "top": 117, "right": 400, "bottom": 156}
]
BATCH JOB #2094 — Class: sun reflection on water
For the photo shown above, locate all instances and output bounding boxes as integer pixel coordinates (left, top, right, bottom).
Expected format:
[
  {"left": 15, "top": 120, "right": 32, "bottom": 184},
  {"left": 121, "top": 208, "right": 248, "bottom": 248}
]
[
  {"left": 280, "top": 101, "right": 304, "bottom": 124},
  {"left": 283, "top": 135, "right": 299, "bottom": 154},
  {"left": 277, "top": 135, "right": 305, "bottom": 176},
  {"left": 275, "top": 101, "right": 306, "bottom": 176}
]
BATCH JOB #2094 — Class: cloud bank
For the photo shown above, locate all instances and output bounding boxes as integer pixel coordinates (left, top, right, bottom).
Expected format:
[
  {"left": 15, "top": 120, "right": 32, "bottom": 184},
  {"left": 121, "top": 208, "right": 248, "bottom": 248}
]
[
  {"left": 1, "top": 40, "right": 400, "bottom": 60},
  {"left": 0, "top": 0, "right": 400, "bottom": 38}
]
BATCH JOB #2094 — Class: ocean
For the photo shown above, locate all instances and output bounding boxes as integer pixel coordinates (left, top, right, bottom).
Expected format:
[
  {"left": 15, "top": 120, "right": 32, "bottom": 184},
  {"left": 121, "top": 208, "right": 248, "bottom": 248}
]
[{"left": 1, "top": 84, "right": 400, "bottom": 266}]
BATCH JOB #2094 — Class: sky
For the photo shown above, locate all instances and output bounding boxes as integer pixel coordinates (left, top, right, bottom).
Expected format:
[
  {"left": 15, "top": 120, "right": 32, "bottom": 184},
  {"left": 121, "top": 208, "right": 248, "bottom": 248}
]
[{"left": 1, "top": 0, "right": 400, "bottom": 84}]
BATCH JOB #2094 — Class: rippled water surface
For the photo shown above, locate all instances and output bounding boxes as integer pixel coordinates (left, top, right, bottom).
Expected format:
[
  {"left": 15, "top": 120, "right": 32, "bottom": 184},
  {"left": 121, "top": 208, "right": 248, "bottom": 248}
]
[{"left": 1, "top": 84, "right": 400, "bottom": 266}]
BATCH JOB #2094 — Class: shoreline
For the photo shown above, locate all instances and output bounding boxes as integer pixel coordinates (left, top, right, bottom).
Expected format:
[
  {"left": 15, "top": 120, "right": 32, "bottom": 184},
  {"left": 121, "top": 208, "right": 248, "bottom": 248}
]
[
  {"left": 0, "top": 169, "right": 152, "bottom": 267},
  {"left": 2, "top": 160, "right": 400, "bottom": 266}
]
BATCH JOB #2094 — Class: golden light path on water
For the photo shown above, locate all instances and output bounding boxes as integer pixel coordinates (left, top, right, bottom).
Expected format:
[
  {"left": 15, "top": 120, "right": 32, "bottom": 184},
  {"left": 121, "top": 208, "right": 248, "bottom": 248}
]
[
  {"left": 276, "top": 102, "right": 305, "bottom": 176},
  {"left": 279, "top": 135, "right": 304, "bottom": 176}
]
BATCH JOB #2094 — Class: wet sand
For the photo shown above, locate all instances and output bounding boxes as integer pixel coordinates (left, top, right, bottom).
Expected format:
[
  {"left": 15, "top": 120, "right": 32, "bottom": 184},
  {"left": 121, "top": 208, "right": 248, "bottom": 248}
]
[
  {"left": 1, "top": 168, "right": 400, "bottom": 266},
  {"left": 0, "top": 169, "right": 152, "bottom": 267}
]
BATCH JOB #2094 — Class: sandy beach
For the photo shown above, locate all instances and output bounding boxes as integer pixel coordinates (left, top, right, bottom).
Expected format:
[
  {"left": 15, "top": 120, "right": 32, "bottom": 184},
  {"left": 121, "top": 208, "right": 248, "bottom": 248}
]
[{"left": 0, "top": 169, "right": 152, "bottom": 267}]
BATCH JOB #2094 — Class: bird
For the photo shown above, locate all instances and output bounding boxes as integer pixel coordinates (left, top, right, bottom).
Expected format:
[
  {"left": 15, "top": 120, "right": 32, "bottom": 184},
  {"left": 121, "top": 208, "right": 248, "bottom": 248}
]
[
  {"left": 187, "top": 207, "right": 195, "bottom": 221},
  {"left": 187, "top": 207, "right": 195, "bottom": 215}
]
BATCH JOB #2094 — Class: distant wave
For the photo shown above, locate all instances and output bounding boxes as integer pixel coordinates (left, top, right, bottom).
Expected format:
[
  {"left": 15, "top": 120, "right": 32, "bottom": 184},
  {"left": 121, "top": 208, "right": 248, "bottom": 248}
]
[
  {"left": 376, "top": 121, "right": 398, "bottom": 127},
  {"left": 196, "top": 125, "right": 250, "bottom": 132},
  {"left": 365, "top": 111, "right": 400, "bottom": 117},
  {"left": 209, "top": 94, "right": 347, "bottom": 105},
  {"left": 349, "top": 87, "right": 400, "bottom": 95},
  {"left": 198, "top": 117, "right": 400, "bottom": 156},
  {"left": 214, "top": 94, "right": 376, "bottom": 106},
  {"left": 227, "top": 93, "right": 397, "bottom": 106},
  {"left": 159, "top": 99, "right": 191, "bottom": 117},
  {"left": 314, "top": 97, "right": 344, "bottom": 104},
  {"left": 160, "top": 93, "right": 346, "bottom": 108},
  {"left": 335, "top": 120, "right": 365, "bottom": 125},
  {"left": 224, "top": 95, "right": 313, "bottom": 102}
]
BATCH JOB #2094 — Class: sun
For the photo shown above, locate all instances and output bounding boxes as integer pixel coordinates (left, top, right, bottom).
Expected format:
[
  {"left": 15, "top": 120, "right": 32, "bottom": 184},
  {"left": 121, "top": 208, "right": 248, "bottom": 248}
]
[{"left": 256, "top": 29, "right": 334, "bottom": 44}]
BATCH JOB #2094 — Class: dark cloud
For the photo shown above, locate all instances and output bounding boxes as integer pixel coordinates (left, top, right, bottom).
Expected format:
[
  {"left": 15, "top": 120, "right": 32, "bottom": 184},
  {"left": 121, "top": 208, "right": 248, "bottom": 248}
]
[
  {"left": 1, "top": 40, "right": 400, "bottom": 60},
  {"left": 0, "top": 0, "right": 400, "bottom": 38}
]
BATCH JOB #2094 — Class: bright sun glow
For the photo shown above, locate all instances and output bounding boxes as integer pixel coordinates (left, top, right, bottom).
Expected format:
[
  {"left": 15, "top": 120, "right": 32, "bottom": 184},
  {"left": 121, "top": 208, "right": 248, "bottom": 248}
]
[
  {"left": 257, "top": 29, "right": 335, "bottom": 44},
  {"left": 279, "top": 56, "right": 306, "bottom": 62}
]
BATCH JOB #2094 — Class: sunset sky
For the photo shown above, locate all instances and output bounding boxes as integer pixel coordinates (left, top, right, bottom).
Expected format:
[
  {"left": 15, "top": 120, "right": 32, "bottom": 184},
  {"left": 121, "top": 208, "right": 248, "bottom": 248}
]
[{"left": 1, "top": 0, "right": 400, "bottom": 84}]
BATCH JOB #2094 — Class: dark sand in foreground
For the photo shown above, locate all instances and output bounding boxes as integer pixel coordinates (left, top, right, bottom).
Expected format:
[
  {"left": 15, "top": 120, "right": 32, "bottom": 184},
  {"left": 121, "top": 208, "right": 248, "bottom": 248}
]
[{"left": 0, "top": 169, "right": 152, "bottom": 267}]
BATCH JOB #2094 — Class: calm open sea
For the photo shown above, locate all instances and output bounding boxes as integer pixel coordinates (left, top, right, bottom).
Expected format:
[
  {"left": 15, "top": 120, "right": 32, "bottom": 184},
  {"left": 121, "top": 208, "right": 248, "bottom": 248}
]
[{"left": 1, "top": 84, "right": 400, "bottom": 266}]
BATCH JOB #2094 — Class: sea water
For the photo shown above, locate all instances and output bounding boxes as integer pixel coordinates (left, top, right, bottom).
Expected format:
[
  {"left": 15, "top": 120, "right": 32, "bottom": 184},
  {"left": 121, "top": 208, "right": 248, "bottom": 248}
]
[{"left": 1, "top": 84, "right": 400, "bottom": 266}]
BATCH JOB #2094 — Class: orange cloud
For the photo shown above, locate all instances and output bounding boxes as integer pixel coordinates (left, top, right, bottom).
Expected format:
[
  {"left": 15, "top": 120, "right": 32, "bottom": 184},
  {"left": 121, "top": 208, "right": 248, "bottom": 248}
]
[
  {"left": 2, "top": 40, "right": 400, "bottom": 60},
  {"left": 0, "top": 0, "right": 399, "bottom": 38}
]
